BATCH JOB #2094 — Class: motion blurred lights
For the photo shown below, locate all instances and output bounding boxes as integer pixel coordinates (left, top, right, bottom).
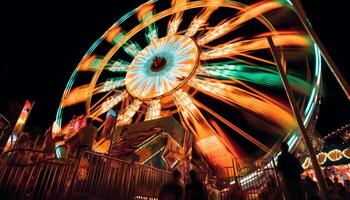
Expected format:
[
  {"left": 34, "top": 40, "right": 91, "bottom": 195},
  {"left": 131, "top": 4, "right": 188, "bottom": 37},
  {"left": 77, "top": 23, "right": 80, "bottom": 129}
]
[
  {"left": 328, "top": 149, "right": 343, "bottom": 162},
  {"left": 302, "top": 147, "right": 350, "bottom": 169}
]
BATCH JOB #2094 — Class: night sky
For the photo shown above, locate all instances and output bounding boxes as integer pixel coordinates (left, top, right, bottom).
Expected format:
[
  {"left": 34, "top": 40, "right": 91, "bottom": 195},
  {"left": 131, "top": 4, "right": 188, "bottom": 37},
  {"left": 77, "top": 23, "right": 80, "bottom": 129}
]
[{"left": 1, "top": 0, "right": 349, "bottom": 137}]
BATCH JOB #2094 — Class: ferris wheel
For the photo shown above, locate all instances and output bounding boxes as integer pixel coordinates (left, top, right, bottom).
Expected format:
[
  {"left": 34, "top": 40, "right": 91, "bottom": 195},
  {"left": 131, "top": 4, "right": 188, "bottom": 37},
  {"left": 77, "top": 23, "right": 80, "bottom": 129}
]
[{"left": 55, "top": 0, "right": 322, "bottom": 168}]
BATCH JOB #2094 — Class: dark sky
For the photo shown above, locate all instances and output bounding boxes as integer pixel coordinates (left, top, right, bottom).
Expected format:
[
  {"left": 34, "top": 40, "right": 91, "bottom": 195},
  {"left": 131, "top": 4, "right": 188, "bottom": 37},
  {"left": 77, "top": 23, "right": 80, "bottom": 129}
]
[{"left": 0, "top": 0, "right": 349, "bottom": 136}]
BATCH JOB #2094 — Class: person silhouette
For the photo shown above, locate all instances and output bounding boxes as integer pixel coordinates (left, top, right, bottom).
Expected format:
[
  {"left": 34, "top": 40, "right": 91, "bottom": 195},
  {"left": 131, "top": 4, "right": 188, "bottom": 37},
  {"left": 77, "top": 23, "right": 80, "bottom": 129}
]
[
  {"left": 185, "top": 170, "right": 207, "bottom": 200},
  {"left": 277, "top": 142, "right": 305, "bottom": 200},
  {"left": 77, "top": 117, "right": 97, "bottom": 155},
  {"left": 159, "top": 169, "right": 183, "bottom": 200},
  {"left": 303, "top": 176, "right": 320, "bottom": 200}
]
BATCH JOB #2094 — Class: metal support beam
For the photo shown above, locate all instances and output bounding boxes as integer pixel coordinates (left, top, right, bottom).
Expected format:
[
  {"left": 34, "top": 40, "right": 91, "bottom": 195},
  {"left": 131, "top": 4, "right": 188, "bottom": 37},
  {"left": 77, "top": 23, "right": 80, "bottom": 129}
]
[
  {"left": 291, "top": 0, "right": 350, "bottom": 101},
  {"left": 267, "top": 36, "right": 329, "bottom": 200}
]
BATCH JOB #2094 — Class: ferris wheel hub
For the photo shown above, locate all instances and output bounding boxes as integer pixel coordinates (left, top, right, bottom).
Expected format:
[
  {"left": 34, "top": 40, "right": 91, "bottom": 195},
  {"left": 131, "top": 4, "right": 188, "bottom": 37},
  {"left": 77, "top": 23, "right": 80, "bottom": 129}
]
[
  {"left": 150, "top": 56, "right": 167, "bottom": 72},
  {"left": 125, "top": 35, "right": 199, "bottom": 100}
]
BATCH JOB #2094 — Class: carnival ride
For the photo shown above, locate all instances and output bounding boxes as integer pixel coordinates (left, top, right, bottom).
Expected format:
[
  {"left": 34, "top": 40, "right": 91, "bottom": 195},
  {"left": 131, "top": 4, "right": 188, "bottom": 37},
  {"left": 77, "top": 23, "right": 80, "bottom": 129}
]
[{"left": 54, "top": 0, "right": 322, "bottom": 171}]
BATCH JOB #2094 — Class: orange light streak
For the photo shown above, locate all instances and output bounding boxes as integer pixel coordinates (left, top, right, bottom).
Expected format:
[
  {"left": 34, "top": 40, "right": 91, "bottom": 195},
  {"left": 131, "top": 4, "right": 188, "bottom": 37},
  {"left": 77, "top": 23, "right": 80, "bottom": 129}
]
[
  {"left": 62, "top": 85, "right": 91, "bottom": 107},
  {"left": 90, "top": 91, "right": 128, "bottom": 118},
  {"left": 198, "top": 1, "right": 283, "bottom": 45},
  {"left": 192, "top": 98, "right": 270, "bottom": 153},
  {"left": 167, "top": 0, "right": 187, "bottom": 36},
  {"left": 105, "top": 26, "right": 123, "bottom": 44},
  {"left": 201, "top": 33, "right": 310, "bottom": 60},
  {"left": 117, "top": 99, "right": 142, "bottom": 126},
  {"left": 186, "top": 0, "right": 223, "bottom": 37},
  {"left": 188, "top": 78, "right": 296, "bottom": 131},
  {"left": 173, "top": 89, "right": 240, "bottom": 167},
  {"left": 145, "top": 100, "right": 161, "bottom": 121}
]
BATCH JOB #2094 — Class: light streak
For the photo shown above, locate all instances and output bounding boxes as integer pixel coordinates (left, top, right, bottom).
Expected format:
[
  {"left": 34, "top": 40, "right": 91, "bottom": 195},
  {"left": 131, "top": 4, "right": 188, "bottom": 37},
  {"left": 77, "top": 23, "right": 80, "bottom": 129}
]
[
  {"left": 90, "top": 91, "right": 128, "bottom": 118},
  {"left": 198, "top": 62, "right": 312, "bottom": 94},
  {"left": 198, "top": 1, "right": 283, "bottom": 45},
  {"left": 95, "top": 78, "right": 125, "bottom": 93},
  {"left": 145, "top": 100, "right": 161, "bottom": 121},
  {"left": 188, "top": 78, "right": 297, "bottom": 131},
  {"left": 137, "top": 3, "right": 158, "bottom": 43},
  {"left": 167, "top": 0, "right": 188, "bottom": 36},
  {"left": 117, "top": 99, "right": 142, "bottom": 126},
  {"left": 61, "top": 85, "right": 91, "bottom": 107},
  {"left": 173, "top": 89, "right": 240, "bottom": 167},
  {"left": 201, "top": 33, "right": 310, "bottom": 60},
  {"left": 79, "top": 55, "right": 129, "bottom": 72},
  {"left": 186, "top": 0, "right": 223, "bottom": 37}
]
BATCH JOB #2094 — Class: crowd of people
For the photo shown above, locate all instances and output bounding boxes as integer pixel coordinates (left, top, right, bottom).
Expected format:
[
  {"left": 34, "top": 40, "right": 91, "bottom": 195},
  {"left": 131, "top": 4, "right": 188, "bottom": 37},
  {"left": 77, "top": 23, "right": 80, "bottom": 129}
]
[
  {"left": 277, "top": 142, "right": 350, "bottom": 200},
  {"left": 4, "top": 116, "right": 350, "bottom": 200},
  {"left": 159, "top": 169, "right": 208, "bottom": 200},
  {"left": 41, "top": 116, "right": 97, "bottom": 158}
]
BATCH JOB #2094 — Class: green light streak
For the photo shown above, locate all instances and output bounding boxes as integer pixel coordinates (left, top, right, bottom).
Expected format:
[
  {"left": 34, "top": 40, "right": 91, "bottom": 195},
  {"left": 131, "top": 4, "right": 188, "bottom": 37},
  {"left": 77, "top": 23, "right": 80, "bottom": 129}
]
[
  {"left": 200, "top": 62, "right": 311, "bottom": 92},
  {"left": 100, "top": 78, "right": 125, "bottom": 92}
]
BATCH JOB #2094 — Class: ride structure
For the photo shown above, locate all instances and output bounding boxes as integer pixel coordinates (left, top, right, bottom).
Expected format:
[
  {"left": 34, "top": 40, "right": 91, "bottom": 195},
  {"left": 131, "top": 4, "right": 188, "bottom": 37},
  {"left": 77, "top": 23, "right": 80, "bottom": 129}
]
[{"left": 54, "top": 0, "right": 323, "bottom": 174}]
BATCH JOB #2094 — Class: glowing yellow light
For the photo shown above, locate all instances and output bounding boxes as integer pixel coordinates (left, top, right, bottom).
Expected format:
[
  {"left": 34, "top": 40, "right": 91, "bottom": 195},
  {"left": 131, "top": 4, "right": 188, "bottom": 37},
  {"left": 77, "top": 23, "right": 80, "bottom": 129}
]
[
  {"left": 343, "top": 148, "right": 350, "bottom": 159},
  {"left": 328, "top": 149, "right": 343, "bottom": 162},
  {"left": 173, "top": 89, "right": 239, "bottom": 167},
  {"left": 62, "top": 85, "right": 92, "bottom": 107},
  {"left": 188, "top": 78, "right": 296, "bottom": 131},
  {"left": 145, "top": 100, "right": 161, "bottom": 121},
  {"left": 317, "top": 152, "right": 327, "bottom": 165},
  {"left": 302, "top": 157, "right": 311, "bottom": 169},
  {"left": 201, "top": 33, "right": 310, "bottom": 60},
  {"left": 117, "top": 99, "right": 142, "bottom": 126},
  {"left": 198, "top": 1, "right": 283, "bottom": 45}
]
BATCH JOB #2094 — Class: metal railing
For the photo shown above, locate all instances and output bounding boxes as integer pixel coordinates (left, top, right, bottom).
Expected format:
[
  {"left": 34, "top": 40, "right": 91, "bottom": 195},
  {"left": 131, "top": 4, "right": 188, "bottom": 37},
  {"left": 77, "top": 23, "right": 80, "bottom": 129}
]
[
  {"left": 0, "top": 148, "right": 75, "bottom": 200},
  {"left": 218, "top": 166, "right": 284, "bottom": 200},
  {"left": 0, "top": 149, "right": 172, "bottom": 200},
  {"left": 67, "top": 151, "right": 172, "bottom": 200},
  {"left": 0, "top": 147, "right": 285, "bottom": 200}
]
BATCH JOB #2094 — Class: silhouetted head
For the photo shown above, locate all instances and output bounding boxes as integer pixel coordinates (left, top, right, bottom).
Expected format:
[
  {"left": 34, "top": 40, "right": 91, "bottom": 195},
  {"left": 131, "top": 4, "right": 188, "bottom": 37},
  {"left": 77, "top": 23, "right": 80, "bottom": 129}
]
[
  {"left": 189, "top": 170, "right": 197, "bottom": 182},
  {"left": 304, "top": 176, "right": 313, "bottom": 182},
  {"left": 280, "top": 142, "right": 289, "bottom": 153},
  {"left": 86, "top": 117, "right": 93, "bottom": 125},
  {"left": 172, "top": 169, "right": 181, "bottom": 182},
  {"left": 334, "top": 177, "right": 339, "bottom": 183}
]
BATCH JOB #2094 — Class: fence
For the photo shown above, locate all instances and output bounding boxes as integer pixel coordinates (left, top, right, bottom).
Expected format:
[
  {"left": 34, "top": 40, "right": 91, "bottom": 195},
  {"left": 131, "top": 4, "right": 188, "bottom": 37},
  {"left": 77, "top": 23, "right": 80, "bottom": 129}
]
[
  {"left": 0, "top": 149, "right": 172, "bottom": 200},
  {"left": 68, "top": 151, "right": 172, "bottom": 200},
  {"left": 0, "top": 148, "right": 284, "bottom": 200},
  {"left": 218, "top": 164, "right": 284, "bottom": 200},
  {"left": 0, "top": 148, "right": 75, "bottom": 200}
]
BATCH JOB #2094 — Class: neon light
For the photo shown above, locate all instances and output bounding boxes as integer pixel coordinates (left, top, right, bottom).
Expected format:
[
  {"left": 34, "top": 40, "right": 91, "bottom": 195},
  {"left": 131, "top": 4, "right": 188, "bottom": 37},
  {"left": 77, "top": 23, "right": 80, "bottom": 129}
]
[
  {"left": 125, "top": 35, "right": 198, "bottom": 99},
  {"left": 55, "top": 0, "right": 323, "bottom": 172},
  {"left": 145, "top": 100, "right": 161, "bottom": 121},
  {"left": 117, "top": 99, "right": 142, "bottom": 126}
]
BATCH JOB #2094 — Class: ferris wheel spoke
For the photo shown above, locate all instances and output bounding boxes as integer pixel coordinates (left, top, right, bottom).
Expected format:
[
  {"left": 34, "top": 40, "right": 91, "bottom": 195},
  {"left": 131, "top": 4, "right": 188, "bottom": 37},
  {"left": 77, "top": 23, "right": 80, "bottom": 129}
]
[
  {"left": 185, "top": 0, "right": 224, "bottom": 37},
  {"left": 123, "top": 41, "right": 142, "bottom": 57},
  {"left": 95, "top": 78, "right": 125, "bottom": 93},
  {"left": 167, "top": 0, "right": 188, "bottom": 36},
  {"left": 191, "top": 97, "right": 270, "bottom": 153},
  {"left": 200, "top": 32, "right": 311, "bottom": 60},
  {"left": 79, "top": 55, "right": 129, "bottom": 72},
  {"left": 188, "top": 77, "right": 297, "bottom": 130},
  {"left": 105, "top": 26, "right": 142, "bottom": 57},
  {"left": 197, "top": 1, "right": 283, "bottom": 45},
  {"left": 145, "top": 100, "right": 161, "bottom": 121},
  {"left": 117, "top": 99, "right": 142, "bottom": 126},
  {"left": 137, "top": 3, "right": 158, "bottom": 43},
  {"left": 198, "top": 62, "right": 312, "bottom": 94},
  {"left": 106, "top": 59, "right": 130, "bottom": 72},
  {"left": 89, "top": 91, "right": 128, "bottom": 118},
  {"left": 173, "top": 89, "right": 240, "bottom": 167},
  {"left": 61, "top": 84, "right": 92, "bottom": 107}
]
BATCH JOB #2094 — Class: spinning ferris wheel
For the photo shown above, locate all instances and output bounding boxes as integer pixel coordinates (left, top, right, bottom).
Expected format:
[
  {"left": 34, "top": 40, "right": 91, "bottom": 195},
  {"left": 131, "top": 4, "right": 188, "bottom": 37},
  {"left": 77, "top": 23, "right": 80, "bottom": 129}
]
[{"left": 55, "top": 0, "right": 322, "bottom": 168}]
